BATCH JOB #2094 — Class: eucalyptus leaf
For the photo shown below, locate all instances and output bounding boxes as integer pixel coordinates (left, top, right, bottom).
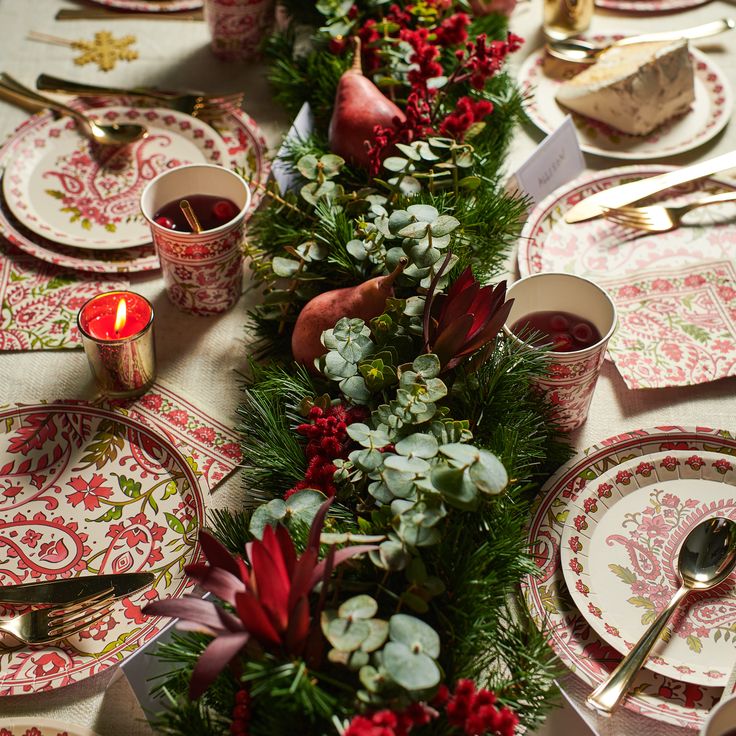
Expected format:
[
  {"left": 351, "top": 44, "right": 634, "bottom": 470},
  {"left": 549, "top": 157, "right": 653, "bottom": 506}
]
[
  {"left": 383, "top": 156, "right": 409, "bottom": 173},
  {"left": 430, "top": 215, "right": 460, "bottom": 237},
  {"left": 338, "top": 595, "right": 378, "bottom": 620},
  {"left": 469, "top": 450, "right": 508, "bottom": 495},
  {"left": 397, "top": 221, "right": 429, "bottom": 239},
  {"left": 361, "top": 619, "right": 390, "bottom": 652},
  {"left": 395, "top": 433, "right": 438, "bottom": 459},
  {"left": 327, "top": 617, "right": 371, "bottom": 652},
  {"left": 272, "top": 257, "right": 301, "bottom": 278},
  {"left": 440, "top": 443, "right": 479, "bottom": 466},
  {"left": 382, "top": 642, "right": 440, "bottom": 690},
  {"left": 249, "top": 498, "right": 286, "bottom": 538},
  {"left": 407, "top": 204, "right": 439, "bottom": 222},
  {"left": 389, "top": 613, "right": 440, "bottom": 657}
]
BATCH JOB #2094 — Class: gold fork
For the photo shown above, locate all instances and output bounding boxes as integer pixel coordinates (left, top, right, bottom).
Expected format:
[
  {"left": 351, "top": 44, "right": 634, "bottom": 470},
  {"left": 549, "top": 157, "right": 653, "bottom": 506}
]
[
  {"left": 35, "top": 74, "right": 244, "bottom": 120},
  {"left": 0, "top": 588, "right": 114, "bottom": 645},
  {"left": 603, "top": 190, "right": 736, "bottom": 233}
]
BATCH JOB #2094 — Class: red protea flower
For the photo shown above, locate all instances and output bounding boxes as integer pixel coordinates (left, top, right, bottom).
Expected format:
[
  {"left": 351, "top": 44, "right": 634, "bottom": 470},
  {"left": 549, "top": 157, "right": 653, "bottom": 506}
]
[
  {"left": 143, "top": 498, "right": 375, "bottom": 698},
  {"left": 423, "top": 256, "right": 513, "bottom": 372}
]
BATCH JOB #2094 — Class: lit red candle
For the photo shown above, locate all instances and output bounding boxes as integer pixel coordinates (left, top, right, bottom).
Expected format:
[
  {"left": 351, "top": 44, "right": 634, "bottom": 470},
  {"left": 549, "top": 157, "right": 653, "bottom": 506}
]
[{"left": 77, "top": 291, "right": 156, "bottom": 398}]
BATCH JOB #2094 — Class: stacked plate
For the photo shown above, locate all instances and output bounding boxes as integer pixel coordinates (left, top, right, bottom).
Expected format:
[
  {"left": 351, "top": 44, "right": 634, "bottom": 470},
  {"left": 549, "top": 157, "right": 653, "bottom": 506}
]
[
  {"left": 0, "top": 96, "right": 269, "bottom": 273},
  {"left": 523, "top": 426, "right": 736, "bottom": 729}
]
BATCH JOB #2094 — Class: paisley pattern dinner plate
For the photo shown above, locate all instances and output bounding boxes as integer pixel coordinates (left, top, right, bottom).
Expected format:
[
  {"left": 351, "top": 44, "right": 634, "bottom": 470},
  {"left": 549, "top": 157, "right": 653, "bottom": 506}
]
[
  {"left": 0, "top": 719, "right": 100, "bottom": 736},
  {"left": 517, "top": 42, "right": 732, "bottom": 160},
  {"left": 596, "top": 0, "right": 710, "bottom": 13},
  {"left": 0, "top": 98, "right": 268, "bottom": 273},
  {"left": 0, "top": 402, "right": 205, "bottom": 696},
  {"left": 517, "top": 165, "right": 736, "bottom": 279},
  {"left": 560, "top": 450, "right": 736, "bottom": 686},
  {"left": 87, "top": 0, "right": 202, "bottom": 12},
  {"left": 3, "top": 107, "right": 229, "bottom": 250},
  {"left": 522, "top": 426, "right": 736, "bottom": 729}
]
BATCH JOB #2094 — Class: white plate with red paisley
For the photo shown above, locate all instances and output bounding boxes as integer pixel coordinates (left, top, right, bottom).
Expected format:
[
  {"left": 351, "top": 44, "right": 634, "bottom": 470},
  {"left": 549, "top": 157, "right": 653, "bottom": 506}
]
[
  {"left": 0, "top": 402, "right": 204, "bottom": 696},
  {"left": 560, "top": 450, "right": 736, "bottom": 686},
  {"left": 2, "top": 107, "right": 230, "bottom": 250},
  {"left": 596, "top": 0, "right": 710, "bottom": 14},
  {"left": 87, "top": 0, "right": 202, "bottom": 12},
  {"left": 517, "top": 165, "right": 736, "bottom": 279},
  {"left": 0, "top": 99, "right": 268, "bottom": 273},
  {"left": 522, "top": 426, "right": 736, "bottom": 729},
  {"left": 518, "top": 42, "right": 732, "bottom": 160},
  {"left": 0, "top": 719, "right": 99, "bottom": 736}
]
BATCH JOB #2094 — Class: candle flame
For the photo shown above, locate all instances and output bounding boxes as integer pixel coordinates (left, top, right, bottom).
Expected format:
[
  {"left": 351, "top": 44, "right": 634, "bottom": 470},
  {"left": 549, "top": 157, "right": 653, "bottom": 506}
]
[{"left": 114, "top": 298, "right": 127, "bottom": 333}]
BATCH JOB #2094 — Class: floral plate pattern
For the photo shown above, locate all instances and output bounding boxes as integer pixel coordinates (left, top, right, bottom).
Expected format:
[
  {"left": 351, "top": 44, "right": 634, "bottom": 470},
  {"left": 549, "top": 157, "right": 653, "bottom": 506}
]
[
  {"left": 522, "top": 426, "right": 736, "bottom": 729},
  {"left": 3, "top": 107, "right": 229, "bottom": 250},
  {"left": 0, "top": 98, "right": 268, "bottom": 273},
  {"left": 560, "top": 450, "right": 736, "bottom": 686},
  {"left": 0, "top": 402, "right": 204, "bottom": 696},
  {"left": 595, "top": 0, "right": 710, "bottom": 13},
  {"left": 87, "top": 0, "right": 202, "bottom": 12},
  {"left": 517, "top": 165, "right": 736, "bottom": 279},
  {"left": 517, "top": 42, "right": 732, "bottom": 160},
  {"left": 0, "top": 719, "right": 99, "bottom": 736}
]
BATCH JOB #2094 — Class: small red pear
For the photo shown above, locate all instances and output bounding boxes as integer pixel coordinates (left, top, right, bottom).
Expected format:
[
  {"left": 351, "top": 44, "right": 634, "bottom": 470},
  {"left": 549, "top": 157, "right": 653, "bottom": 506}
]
[
  {"left": 328, "top": 38, "right": 406, "bottom": 171},
  {"left": 292, "top": 258, "right": 408, "bottom": 368}
]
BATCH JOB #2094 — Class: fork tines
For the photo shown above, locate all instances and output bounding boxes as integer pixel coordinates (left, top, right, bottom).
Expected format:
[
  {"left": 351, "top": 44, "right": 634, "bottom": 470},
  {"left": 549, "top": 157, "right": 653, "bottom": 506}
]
[{"left": 46, "top": 586, "right": 114, "bottom": 638}]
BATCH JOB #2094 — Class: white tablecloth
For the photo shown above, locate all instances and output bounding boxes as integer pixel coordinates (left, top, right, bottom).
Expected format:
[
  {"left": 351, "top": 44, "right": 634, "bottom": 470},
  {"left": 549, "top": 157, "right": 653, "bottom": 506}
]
[{"left": 0, "top": 0, "right": 734, "bottom": 733}]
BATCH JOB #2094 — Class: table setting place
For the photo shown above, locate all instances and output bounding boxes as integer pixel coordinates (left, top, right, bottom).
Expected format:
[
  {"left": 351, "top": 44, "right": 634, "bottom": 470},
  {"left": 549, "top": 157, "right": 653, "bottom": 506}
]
[{"left": 0, "top": 1, "right": 735, "bottom": 736}]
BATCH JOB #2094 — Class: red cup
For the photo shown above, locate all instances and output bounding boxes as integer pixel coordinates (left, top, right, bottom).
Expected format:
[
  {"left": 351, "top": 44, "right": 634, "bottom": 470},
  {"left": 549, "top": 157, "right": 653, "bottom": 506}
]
[{"left": 204, "top": 0, "right": 275, "bottom": 61}]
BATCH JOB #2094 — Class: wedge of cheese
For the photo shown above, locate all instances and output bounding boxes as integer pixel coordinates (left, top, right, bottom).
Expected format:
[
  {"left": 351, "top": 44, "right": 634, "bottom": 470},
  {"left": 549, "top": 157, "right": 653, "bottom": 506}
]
[{"left": 554, "top": 39, "right": 695, "bottom": 136}]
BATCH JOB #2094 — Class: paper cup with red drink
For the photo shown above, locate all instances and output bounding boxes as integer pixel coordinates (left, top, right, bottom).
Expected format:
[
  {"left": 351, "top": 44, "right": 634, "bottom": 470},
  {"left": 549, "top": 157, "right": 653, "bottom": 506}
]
[
  {"left": 503, "top": 272, "right": 617, "bottom": 432},
  {"left": 204, "top": 0, "right": 275, "bottom": 61},
  {"left": 140, "top": 164, "right": 251, "bottom": 316}
]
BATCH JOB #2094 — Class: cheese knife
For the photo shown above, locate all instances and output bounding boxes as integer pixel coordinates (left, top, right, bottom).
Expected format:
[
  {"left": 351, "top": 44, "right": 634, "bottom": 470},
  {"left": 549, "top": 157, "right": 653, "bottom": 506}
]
[
  {"left": 0, "top": 572, "right": 154, "bottom": 605},
  {"left": 565, "top": 149, "right": 736, "bottom": 223}
]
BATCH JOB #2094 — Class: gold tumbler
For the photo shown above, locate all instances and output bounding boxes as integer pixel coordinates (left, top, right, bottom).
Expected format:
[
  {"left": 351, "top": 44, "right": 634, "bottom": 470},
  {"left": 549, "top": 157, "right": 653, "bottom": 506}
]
[{"left": 543, "top": 0, "right": 593, "bottom": 41}]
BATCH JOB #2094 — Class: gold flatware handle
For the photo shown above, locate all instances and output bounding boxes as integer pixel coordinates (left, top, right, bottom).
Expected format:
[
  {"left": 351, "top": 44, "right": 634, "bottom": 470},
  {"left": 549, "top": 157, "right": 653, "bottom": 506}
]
[
  {"left": 55, "top": 8, "right": 203, "bottom": 20},
  {"left": 0, "top": 84, "right": 47, "bottom": 114},
  {"left": 616, "top": 17, "right": 735, "bottom": 46},
  {"left": 565, "top": 149, "right": 736, "bottom": 223},
  {"left": 37, "top": 74, "right": 174, "bottom": 102}
]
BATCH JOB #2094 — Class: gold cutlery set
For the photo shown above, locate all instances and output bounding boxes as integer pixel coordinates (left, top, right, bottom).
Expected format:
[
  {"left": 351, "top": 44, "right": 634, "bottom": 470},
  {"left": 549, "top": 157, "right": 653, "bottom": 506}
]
[{"left": 0, "top": 572, "right": 153, "bottom": 646}]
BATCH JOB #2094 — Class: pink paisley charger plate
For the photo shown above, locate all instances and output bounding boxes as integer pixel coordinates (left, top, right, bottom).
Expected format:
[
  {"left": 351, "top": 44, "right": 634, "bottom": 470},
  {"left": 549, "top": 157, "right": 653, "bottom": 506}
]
[
  {"left": 595, "top": 0, "right": 710, "bottom": 14},
  {"left": 517, "top": 165, "right": 736, "bottom": 279},
  {"left": 0, "top": 402, "right": 205, "bottom": 696},
  {"left": 517, "top": 42, "right": 732, "bottom": 160},
  {"left": 86, "top": 0, "right": 202, "bottom": 12},
  {"left": 2, "top": 107, "right": 229, "bottom": 250},
  {"left": 0, "top": 719, "right": 99, "bottom": 736},
  {"left": 0, "top": 97, "right": 269, "bottom": 273},
  {"left": 560, "top": 450, "right": 736, "bottom": 687},
  {"left": 522, "top": 426, "right": 736, "bottom": 730}
]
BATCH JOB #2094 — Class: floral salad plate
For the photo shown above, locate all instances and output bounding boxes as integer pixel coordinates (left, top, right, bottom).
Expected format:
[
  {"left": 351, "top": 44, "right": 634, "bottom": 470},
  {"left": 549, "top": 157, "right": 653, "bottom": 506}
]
[
  {"left": 0, "top": 402, "right": 205, "bottom": 696},
  {"left": 517, "top": 165, "right": 736, "bottom": 280},
  {"left": 0, "top": 97, "right": 268, "bottom": 273},
  {"left": 560, "top": 450, "right": 736, "bottom": 686},
  {"left": 518, "top": 42, "right": 732, "bottom": 160},
  {"left": 2, "top": 107, "right": 229, "bottom": 250},
  {"left": 523, "top": 426, "right": 736, "bottom": 729}
]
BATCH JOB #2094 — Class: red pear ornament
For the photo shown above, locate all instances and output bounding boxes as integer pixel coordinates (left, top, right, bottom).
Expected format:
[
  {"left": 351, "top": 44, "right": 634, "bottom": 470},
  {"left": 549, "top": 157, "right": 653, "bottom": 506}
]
[
  {"left": 328, "top": 38, "right": 406, "bottom": 171},
  {"left": 292, "top": 258, "right": 408, "bottom": 368}
]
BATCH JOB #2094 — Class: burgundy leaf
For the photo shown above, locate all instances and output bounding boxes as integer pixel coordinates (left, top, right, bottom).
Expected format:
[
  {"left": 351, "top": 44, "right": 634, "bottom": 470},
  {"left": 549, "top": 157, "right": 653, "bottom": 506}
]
[
  {"left": 260, "top": 524, "right": 294, "bottom": 589},
  {"left": 310, "top": 544, "right": 377, "bottom": 589},
  {"left": 143, "top": 596, "right": 237, "bottom": 634},
  {"left": 250, "top": 542, "right": 290, "bottom": 631},
  {"left": 432, "top": 314, "right": 474, "bottom": 365},
  {"left": 274, "top": 524, "right": 297, "bottom": 575},
  {"left": 189, "top": 631, "right": 250, "bottom": 699},
  {"left": 284, "top": 596, "right": 310, "bottom": 655},
  {"left": 198, "top": 530, "right": 242, "bottom": 580},
  {"left": 306, "top": 497, "right": 333, "bottom": 552},
  {"left": 287, "top": 547, "right": 318, "bottom": 612},
  {"left": 184, "top": 563, "right": 246, "bottom": 606},
  {"left": 235, "top": 590, "right": 282, "bottom": 647}
]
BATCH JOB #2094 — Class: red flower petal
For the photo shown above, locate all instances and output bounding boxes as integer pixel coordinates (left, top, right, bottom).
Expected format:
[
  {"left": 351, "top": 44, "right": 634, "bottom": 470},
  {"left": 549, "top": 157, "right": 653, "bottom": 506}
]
[
  {"left": 184, "top": 563, "right": 246, "bottom": 606},
  {"left": 198, "top": 530, "right": 242, "bottom": 580},
  {"left": 235, "top": 590, "right": 282, "bottom": 647},
  {"left": 189, "top": 631, "right": 250, "bottom": 699}
]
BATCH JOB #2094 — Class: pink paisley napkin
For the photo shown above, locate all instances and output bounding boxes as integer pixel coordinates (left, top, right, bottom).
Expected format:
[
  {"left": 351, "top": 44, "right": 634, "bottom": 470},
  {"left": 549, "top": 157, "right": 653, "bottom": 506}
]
[
  {"left": 0, "top": 243, "right": 128, "bottom": 351},
  {"left": 602, "top": 260, "right": 736, "bottom": 389},
  {"left": 103, "top": 381, "right": 243, "bottom": 493}
]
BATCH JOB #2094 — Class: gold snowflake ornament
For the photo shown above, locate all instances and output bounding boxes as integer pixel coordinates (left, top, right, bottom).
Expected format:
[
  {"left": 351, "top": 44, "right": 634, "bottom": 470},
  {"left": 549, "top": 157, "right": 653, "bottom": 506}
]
[{"left": 72, "top": 31, "right": 139, "bottom": 72}]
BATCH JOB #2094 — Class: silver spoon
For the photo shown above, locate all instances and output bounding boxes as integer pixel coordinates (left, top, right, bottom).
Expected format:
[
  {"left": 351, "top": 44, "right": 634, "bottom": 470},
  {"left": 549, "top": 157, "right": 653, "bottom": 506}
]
[
  {"left": 586, "top": 516, "right": 736, "bottom": 715},
  {"left": 547, "top": 17, "right": 735, "bottom": 64},
  {"left": 0, "top": 73, "right": 146, "bottom": 146}
]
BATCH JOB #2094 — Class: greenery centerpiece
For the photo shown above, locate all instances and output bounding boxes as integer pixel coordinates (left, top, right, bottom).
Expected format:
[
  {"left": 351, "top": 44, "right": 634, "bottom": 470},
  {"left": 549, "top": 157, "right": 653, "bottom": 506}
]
[{"left": 144, "top": 2, "right": 569, "bottom": 734}]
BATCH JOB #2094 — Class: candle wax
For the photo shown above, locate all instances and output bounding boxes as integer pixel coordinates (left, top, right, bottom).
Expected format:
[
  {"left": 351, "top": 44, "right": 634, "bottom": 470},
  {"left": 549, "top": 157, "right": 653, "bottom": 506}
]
[{"left": 79, "top": 291, "right": 152, "bottom": 341}]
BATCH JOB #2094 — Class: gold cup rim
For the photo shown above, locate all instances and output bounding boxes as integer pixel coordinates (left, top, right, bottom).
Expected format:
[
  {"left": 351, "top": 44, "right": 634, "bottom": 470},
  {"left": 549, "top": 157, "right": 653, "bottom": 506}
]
[{"left": 77, "top": 290, "right": 155, "bottom": 345}]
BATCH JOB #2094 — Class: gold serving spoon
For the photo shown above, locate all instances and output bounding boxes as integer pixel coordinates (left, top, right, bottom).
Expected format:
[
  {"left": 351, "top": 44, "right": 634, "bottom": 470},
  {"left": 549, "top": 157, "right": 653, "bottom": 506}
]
[
  {"left": 0, "top": 73, "right": 147, "bottom": 146},
  {"left": 586, "top": 517, "right": 736, "bottom": 715},
  {"left": 547, "top": 17, "right": 735, "bottom": 63}
]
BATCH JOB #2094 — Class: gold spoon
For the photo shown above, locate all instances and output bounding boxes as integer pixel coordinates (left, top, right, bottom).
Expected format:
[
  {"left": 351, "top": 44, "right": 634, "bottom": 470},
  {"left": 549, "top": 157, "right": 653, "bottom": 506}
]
[
  {"left": 546, "top": 17, "right": 735, "bottom": 64},
  {"left": 586, "top": 517, "right": 736, "bottom": 715},
  {"left": 0, "top": 73, "right": 146, "bottom": 146}
]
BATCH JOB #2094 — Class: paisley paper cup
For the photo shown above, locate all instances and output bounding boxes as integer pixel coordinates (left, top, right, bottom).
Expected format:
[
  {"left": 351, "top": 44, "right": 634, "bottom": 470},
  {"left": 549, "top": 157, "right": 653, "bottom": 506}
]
[
  {"left": 503, "top": 272, "right": 617, "bottom": 432},
  {"left": 141, "top": 164, "right": 250, "bottom": 316},
  {"left": 701, "top": 692, "right": 736, "bottom": 736},
  {"left": 204, "top": 0, "right": 275, "bottom": 61}
]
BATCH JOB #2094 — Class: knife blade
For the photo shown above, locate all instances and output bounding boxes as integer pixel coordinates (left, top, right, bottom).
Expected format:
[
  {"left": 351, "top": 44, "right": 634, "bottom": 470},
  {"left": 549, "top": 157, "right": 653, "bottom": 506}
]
[
  {"left": 615, "top": 18, "right": 735, "bottom": 47},
  {"left": 0, "top": 572, "right": 154, "bottom": 605},
  {"left": 565, "top": 150, "right": 736, "bottom": 223}
]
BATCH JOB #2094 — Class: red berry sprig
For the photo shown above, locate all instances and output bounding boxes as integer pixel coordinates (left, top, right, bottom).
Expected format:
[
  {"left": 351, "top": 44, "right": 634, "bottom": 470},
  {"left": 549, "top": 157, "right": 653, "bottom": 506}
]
[{"left": 230, "top": 688, "right": 252, "bottom": 736}]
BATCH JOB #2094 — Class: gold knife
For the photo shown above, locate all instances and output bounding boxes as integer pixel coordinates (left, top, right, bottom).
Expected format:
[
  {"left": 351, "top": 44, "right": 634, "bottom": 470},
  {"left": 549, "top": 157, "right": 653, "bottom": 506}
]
[
  {"left": 565, "top": 150, "right": 736, "bottom": 223},
  {"left": 55, "top": 8, "right": 204, "bottom": 20}
]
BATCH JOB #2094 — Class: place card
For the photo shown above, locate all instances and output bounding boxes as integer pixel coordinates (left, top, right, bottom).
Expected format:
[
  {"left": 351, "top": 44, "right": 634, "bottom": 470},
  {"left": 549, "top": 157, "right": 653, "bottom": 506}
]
[
  {"left": 509, "top": 115, "right": 585, "bottom": 207},
  {"left": 0, "top": 243, "right": 128, "bottom": 351},
  {"left": 271, "top": 101, "right": 314, "bottom": 194},
  {"left": 603, "top": 260, "right": 736, "bottom": 389}
]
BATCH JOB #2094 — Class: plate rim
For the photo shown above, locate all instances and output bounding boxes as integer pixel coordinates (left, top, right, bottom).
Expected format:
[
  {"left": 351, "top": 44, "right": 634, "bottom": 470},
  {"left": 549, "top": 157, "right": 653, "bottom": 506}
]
[
  {"left": 518, "top": 44, "right": 733, "bottom": 160},
  {"left": 522, "top": 425, "right": 736, "bottom": 728},
  {"left": 559, "top": 448, "right": 736, "bottom": 686},
  {"left": 0, "top": 717, "right": 101, "bottom": 736},
  {"left": 0, "top": 400, "right": 205, "bottom": 697}
]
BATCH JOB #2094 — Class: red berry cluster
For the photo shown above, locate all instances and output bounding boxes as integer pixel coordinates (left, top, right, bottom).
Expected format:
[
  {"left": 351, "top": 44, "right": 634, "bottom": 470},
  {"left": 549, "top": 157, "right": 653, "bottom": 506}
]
[
  {"left": 439, "top": 96, "right": 493, "bottom": 138},
  {"left": 344, "top": 703, "right": 434, "bottom": 736},
  {"left": 437, "top": 679, "right": 519, "bottom": 736},
  {"left": 230, "top": 688, "right": 251, "bottom": 735},
  {"left": 344, "top": 680, "right": 519, "bottom": 736},
  {"left": 285, "top": 404, "right": 368, "bottom": 499}
]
